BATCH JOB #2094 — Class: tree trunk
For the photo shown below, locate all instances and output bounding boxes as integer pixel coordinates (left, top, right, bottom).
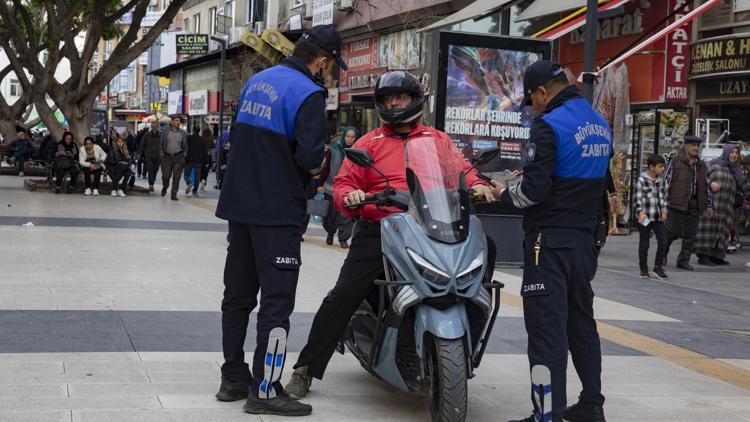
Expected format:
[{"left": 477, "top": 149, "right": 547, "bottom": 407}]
[
  {"left": 34, "top": 99, "right": 64, "bottom": 141},
  {"left": 67, "top": 108, "right": 93, "bottom": 146},
  {"left": 0, "top": 119, "right": 17, "bottom": 143}
]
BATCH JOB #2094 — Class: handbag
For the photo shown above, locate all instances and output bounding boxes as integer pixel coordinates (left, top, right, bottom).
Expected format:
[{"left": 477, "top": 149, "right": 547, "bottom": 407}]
[
  {"left": 735, "top": 188, "right": 746, "bottom": 209},
  {"left": 55, "top": 156, "right": 72, "bottom": 169},
  {"left": 306, "top": 192, "right": 329, "bottom": 218}
]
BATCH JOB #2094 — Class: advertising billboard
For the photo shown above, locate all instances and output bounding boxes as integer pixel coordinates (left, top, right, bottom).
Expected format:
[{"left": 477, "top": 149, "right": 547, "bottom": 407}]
[{"left": 433, "top": 32, "right": 551, "bottom": 173}]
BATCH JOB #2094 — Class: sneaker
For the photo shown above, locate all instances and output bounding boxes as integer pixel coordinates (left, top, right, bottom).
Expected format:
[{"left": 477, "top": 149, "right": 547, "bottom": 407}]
[
  {"left": 745, "top": 262, "right": 750, "bottom": 269},
  {"left": 243, "top": 393, "right": 312, "bottom": 417},
  {"left": 185, "top": 184, "right": 192, "bottom": 194},
  {"left": 117, "top": 189, "right": 127, "bottom": 197},
  {"left": 326, "top": 234, "right": 334, "bottom": 245},
  {"left": 149, "top": 185, "right": 154, "bottom": 192},
  {"left": 84, "top": 188, "right": 92, "bottom": 196},
  {"left": 93, "top": 189, "right": 99, "bottom": 196},
  {"left": 640, "top": 271, "right": 649, "bottom": 279},
  {"left": 285, "top": 367, "right": 312, "bottom": 400},
  {"left": 201, "top": 180, "right": 207, "bottom": 191},
  {"left": 339, "top": 240, "right": 349, "bottom": 249},
  {"left": 697, "top": 256, "right": 715, "bottom": 267},
  {"left": 563, "top": 402, "right": 606, "bottom": 422},
  {"left": 111, "top": 190, "right": 118, "bottom": 197},
  {"left": 18, "top": 171, "right": 24, "bottom": 177},
  {"left": 676, "top": 261, "right": 694, "bottom": 271},
  {"left": 192, "top": 191, "right": 199, "bottom": 197},
  {"left": 215, "top": 377, "right": 250, "bottom": 402},
  {"left": 161, "top": 186, "right": 168, "bottom": 197},
  {"left": 653, "top": 267, "right": 668, "bottom": 280}
]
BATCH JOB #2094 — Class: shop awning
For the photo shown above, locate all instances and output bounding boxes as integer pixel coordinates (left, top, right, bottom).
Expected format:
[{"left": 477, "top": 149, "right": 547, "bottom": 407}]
[
  {"left": 418, "top": 0, "right": 514, "bottom": 32},
  {"left": 515, "top": 0, "right": 591, "bottom": 22}
]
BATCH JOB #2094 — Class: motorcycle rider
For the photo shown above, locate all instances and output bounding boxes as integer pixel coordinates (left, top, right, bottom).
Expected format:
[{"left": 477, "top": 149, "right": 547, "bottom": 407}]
[
  {"left": 285, "top": 70, "right": 496, "bottom": 399},
  {"left": 493, "top": 61, "right": 609, "bottom": 422}
]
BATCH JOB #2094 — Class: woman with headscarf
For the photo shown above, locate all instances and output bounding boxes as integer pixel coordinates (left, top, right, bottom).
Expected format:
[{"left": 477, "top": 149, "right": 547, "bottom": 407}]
[
  {"left": 320, "top": 127, "right": 359, "bottom": 248},
  {"left": 694, "top": 144, "right": 744, "bottom": 266}
]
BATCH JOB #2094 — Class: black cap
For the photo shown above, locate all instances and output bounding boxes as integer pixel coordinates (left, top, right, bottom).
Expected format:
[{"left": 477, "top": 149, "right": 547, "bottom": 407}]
[
  {"left": 522, "top": 60, "right": 565, "bottom": 106},
  {"left": 683, "top": 135, "right": 702, "bottom": 144},
  {"left": 302, "top": 24, "right": 347, "bottom": 70}
]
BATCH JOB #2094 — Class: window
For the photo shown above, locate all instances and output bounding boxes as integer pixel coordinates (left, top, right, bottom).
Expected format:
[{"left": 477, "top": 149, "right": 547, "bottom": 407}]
[
  {"left": 209, "top": 7, "right": 217, "bottom": 34},
  {"left": 9, "top": 79, "right": 21, "bottom": 97},
  {"left": 184, "top": 17, "right": 190, "bottom": 32},
  {"left": 193, "top": 13, "right": 201, "bottom": 33},
  {"left": 246, "top": 0, "right": 254, "bottom": 23},
  {"left": 225, "top": 1, "right": 234, "bottom": 19}
]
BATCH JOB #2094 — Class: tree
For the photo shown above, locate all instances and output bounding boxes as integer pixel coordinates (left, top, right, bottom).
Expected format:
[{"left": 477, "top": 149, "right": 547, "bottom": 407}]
[{"left": 0, "top": 0, "right": 188, "bottom": 143}]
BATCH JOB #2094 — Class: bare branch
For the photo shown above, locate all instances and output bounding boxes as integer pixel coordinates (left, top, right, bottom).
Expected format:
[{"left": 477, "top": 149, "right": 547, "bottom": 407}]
[{"left": 107, "top": 0, "right": 141, "bottom": 23}]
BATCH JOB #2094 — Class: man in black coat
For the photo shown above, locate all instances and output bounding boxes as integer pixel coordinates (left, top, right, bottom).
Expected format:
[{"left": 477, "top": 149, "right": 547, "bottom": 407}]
[{"left": 183, "top": 126, "right": 207, "bottom": 196}]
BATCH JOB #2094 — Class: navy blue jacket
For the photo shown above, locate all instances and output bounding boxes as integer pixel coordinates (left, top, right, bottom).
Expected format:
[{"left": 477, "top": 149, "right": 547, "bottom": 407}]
[
  {"left": 216, "top": 56, "right": 327, "bottom": 227},
  {"left": 500, "top": 86, "right": 611, "bottom": 233}
]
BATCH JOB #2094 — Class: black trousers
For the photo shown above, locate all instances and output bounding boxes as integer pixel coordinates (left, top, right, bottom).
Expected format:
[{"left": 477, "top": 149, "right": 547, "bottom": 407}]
[
  {"left": 109, "top": 165, "right": 131, "bottom": 192},
  {"left": 55, "top": 166, "right": 79, "bottom": 189},
  {"left": 83, "top": 168, "right": 103, "bottom": 189},
  {"left": 637, "top": 220, "right": 667, "bottom": 272},
  {"left": 323, "top": 194, "right": 353, "bottom": 242},
  {"left": 144, "top": 156, "right": 160, "bottom": 186},
  {"left": 295, "top": 221, "right": 497, "bottom": 380},
  {"left": 221, "top": 222, "right": 302, "bottom": 395},
  {"left": 665, "top": 199, "right": 700, "bottom": 266},
  {"left": 521, "top": 228, "right": 604, "bottom": 422}
]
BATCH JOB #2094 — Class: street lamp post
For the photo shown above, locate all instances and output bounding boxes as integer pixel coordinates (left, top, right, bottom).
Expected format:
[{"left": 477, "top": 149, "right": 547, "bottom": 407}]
[{"left": 582, "top": 0, "right": 599, "bottom": 104}]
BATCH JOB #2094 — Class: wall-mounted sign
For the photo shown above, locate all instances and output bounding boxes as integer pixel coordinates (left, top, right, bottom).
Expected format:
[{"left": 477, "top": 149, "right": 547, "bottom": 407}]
[
  {"left": 664, "top": 0, "right": 691, "bottom": 102},
  {"left": 690, "top": 34, "right": 750, "bottom": 78},
  {"left": 188, "top": 90, "right": 208, "bottom": 115},
  {"left": 168, "top": 89, "right": 183, "bottom": 115},
  {"left": 327, "top": 88, "right": 339, "bottom": 110},
  {"left": 349, "top": 68, "right": 387, "bottom": 91},
  {"left": 312, "top": 0, "right": 334, "bottom": 26},
  {"left": 696, "top": 76, "right": 750, "bottom": 99},
  {"left": 290, "top": 14, "right": 303, "bottom": 31},
  {"left": 176, "top": 34, "right": 209, "bottom": 55}
]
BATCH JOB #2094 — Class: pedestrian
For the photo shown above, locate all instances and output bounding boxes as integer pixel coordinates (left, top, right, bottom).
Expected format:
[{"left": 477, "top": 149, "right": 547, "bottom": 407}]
[
  {"left": 8, "top": 130, "right": 31, "bottom": 176},
  {"left": 201, "top": 127, "right": 214, "bottom": 191},
  {"left": 160, "top": 116, "right": 188, "bottom": 201},
  {"left": 107, "top": 136, "right": 132, "bottom": 197},
  {"left": 184, "top": 126, "right": 207, "bottom": 197},
  {"left": 633, "top": 154, "right": 669, "bottom": 279},
  {"left": 78, "top": 136, "right": 107, "bottom": 196},
  {"left": 694, "top": 144, "right": 742, "bottom": 266},
  {"left": 138, "top": 121, "right": 163, "bottom": 193},
  {"left": 135, "top": 126, "right": 148, "bottom": 178},
  {"left": 491, "top": 61, "right": 610, "bottom": 422},
  {"left": 284, "top": 71, "right": 495, "bottom": 402},
  {"left": 664, "top": 135, "right": 714, "bottom": 271},
  {"left": 321, "top": 127, "right": 358, "bottom": 248},
  {"left": 54, "top": 131, "right": 80, "bottom": 194},
  {"left": 217, "top": 139, "right": 230, "bottom": 189},
  {"left": 213, "top": 24, "right": 347, "bottom": 417}
]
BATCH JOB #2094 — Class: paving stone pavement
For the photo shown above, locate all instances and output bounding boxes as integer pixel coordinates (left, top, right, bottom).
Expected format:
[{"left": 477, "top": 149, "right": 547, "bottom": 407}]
[{"left": 0, "top": 173, "right": 748, "bottom": 421}]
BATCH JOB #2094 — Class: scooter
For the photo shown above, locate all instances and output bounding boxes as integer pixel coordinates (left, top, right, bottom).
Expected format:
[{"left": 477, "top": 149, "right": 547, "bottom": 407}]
[{"left": 340, "top": 137, "right": 505, "bottom": 422}]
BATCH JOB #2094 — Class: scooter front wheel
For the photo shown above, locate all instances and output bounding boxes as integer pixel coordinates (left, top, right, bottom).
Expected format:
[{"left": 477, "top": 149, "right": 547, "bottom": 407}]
[{"left": 426, "top": 337, "right": 468, "bottom": 422}]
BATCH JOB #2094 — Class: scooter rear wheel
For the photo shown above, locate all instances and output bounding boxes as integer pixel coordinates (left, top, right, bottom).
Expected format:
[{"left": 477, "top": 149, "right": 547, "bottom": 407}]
[{"left": 427, "top": 337, "right": 468, "bottom": 422}]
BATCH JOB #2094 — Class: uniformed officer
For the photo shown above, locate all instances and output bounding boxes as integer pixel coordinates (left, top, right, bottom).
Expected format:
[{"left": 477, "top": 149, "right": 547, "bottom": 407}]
[
  {"left": 493, "top": 61, "right": 610, "bottom": 422},
  {"left": 214, "top": 24, "right": 346, "bottom": 417}
]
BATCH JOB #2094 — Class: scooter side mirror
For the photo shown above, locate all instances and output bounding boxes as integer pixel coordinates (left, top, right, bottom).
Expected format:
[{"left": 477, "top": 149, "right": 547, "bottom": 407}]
[
  {"left": 345, "top": 148, "right": 375, "bottom": 168},
  {"left": 473, "top": 148, "right": 501, "bottom": 167}
]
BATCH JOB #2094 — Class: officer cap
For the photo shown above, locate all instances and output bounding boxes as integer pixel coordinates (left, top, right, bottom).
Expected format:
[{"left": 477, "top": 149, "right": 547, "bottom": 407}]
[
  {"left": 683, "top": 135, "right": 702, "bottom": 144},
  {"left": 522, "top": 60, "right": 566, "bottom": 106},
  {"left": 302, "top": 24, "right": 348, "bottom": 70}
]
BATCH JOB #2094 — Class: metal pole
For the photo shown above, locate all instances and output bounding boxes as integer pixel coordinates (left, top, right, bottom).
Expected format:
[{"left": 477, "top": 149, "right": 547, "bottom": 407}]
[
  {"left": 213, "top": 37, "right": 227, "bottom": 185},
  {"left": 583, "top": 0, "right": 598, "bottom": 104},
  {"left": 106, "top": 83, "right": 110, "bottom": 140}
]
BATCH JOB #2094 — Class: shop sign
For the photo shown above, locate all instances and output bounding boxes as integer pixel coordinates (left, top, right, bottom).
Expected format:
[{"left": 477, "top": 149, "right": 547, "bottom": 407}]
[
  {"left": 569, "top": 6, "right": 645, "bottom": 44},
  {"left": 312, "top": 0, "right": 334, "bottom": 26},
  {"left": 696, "top": 77, "right": 750, "bottom": 99},
  {"left": 340, "top": 37, "right": 380, "bottom": 103},
  {"left": 188, "top": 90, "right": 208, "bottom": 115},
  {"left": 176, "top": 34, "right": 209, "bottom": 55},
  {"left": 150, "top": 102, "right": 162, "bottom": 112},
  {"left": 690, "top": 34, "right": 750, "bottom": 78},
  {"left": 348, "top": 68, "right": 387, "bottom": 91},
  {"left": 665, "top": 0, "right": 691, "bottom": 102},
  {"left": 327, "top": 88, "right": 339, "bottom": 111},
  {"left": 168, "top": 89, "right": 183, "bottom": 115},
  {"left": 224, "top": 99, "right": 239, "bottom": 112}
]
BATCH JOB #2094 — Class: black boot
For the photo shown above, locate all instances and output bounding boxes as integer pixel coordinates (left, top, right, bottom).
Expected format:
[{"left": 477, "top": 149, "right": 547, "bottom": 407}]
[
  {"left": 563, "top": 402, "right": 606, "bottom": 422},
  {"left": 326, "top": 233, "right": 334, "bottom": 245},
  {"left": 697, "top": 255, "right": 715, "bottom": 267},
  {"left": 215, "top": 377, "right": 250, "bottom": 402},
  {"left": 243, "top": 393, "right": 312, "bottom": 416}
]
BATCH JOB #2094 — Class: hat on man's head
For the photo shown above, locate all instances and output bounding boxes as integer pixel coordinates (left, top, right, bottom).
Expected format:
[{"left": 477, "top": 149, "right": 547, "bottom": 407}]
[
  {"left": 683, "top": 135, "right": 702, "bottom": 144},
  {"left": 522, "top": 60, "right": 566, "bottom": 106},
  {"left": 302, "top": 24, "right": 348, "bottom": 70}
]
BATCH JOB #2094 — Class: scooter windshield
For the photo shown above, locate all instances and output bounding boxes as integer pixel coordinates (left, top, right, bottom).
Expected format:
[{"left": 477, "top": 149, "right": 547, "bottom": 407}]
[{"left": 406, "top": 135, "right": 471, "bottom": 244}]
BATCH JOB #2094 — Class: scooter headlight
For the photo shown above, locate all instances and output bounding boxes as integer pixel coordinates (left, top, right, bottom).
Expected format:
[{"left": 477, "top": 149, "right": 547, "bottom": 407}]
[
  {"left": 457, "top": 251, "right": 484, "bottom": 284},
  {"left": 407, "top": 248, "right": 451, "bottom": 285}
]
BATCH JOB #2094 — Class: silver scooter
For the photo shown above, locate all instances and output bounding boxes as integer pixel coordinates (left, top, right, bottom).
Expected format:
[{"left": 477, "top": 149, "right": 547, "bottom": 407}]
[{"left": 340, "top": 136, "right": 505, "bottom": 422}]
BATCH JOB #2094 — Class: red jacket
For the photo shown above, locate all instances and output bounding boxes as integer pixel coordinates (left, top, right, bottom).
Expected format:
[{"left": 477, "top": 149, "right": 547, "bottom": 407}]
[{"left": 333, "top": 124, "right": 487, "bottom": 222}]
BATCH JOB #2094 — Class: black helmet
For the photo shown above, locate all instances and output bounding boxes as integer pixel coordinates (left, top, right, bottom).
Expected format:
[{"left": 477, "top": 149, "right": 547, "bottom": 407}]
[{"left": 374, "top": 71, "right": 426, "bottom": 124}]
